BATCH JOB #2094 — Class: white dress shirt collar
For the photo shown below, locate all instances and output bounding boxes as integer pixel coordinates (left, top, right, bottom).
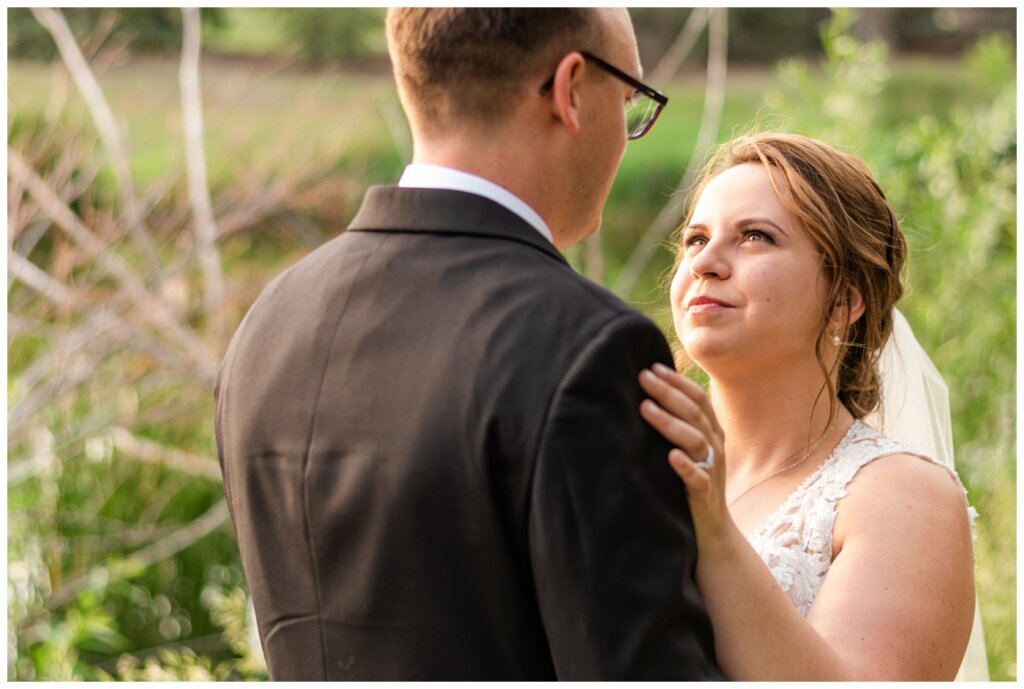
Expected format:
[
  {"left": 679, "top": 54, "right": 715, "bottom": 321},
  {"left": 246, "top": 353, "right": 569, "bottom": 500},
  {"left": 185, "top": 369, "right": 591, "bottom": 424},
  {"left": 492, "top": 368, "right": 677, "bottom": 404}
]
[{"left": 398, "top": 163, "right": 554, "bottom": 245}]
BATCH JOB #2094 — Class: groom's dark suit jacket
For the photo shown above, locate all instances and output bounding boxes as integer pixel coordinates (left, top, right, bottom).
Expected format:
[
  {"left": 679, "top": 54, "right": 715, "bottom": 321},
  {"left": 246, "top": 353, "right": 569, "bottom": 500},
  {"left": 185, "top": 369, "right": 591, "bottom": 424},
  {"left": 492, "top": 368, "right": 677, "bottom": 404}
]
[{"left": 214, "top": 187, "right": 720, "bottom": 680}]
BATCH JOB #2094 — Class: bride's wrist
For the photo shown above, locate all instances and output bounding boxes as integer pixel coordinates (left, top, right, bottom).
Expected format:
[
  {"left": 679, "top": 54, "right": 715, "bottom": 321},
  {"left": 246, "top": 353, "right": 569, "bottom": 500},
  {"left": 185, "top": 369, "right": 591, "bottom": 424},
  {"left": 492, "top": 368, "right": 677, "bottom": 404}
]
[{"left": 694, "top": 516, "right": 743, "bottom": 562}]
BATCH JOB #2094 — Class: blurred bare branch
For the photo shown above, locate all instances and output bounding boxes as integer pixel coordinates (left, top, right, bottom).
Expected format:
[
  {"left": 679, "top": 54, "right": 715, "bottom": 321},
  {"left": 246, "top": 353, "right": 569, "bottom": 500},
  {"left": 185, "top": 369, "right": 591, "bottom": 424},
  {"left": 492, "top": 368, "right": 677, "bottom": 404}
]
[
  {"left": 583, "top": 233, "right": 604, "bottom": 284},
  {"left": 108, "top": 426, "right": 222, "bottom": 480},
  {"left": 179, "top": 8, "right": 225, "bottom": 342},
  {"left": 64, "top": 520, "right": 179, "bottom": 555},
  {"left": 647, "top": 8, "right": 711, "bottom": 87},
  {"left": 8, "top": 148, "right": 218, "bottom": 376},
  {"left": 14, "top": 300, "right": 136, "bottom": 399},
  {"left": 46, "top": 500, "right": 230, "bottom": 609},
  {"left": 9, "top": 330, "right": 122, "bottom": 435},
  {"left": 614, "top": 8, "right": 729, "bottom": 299},
  {"left": 214, "top": 181, "right": 288, "bottom": 240},
  {"left": 8, "top": 251, "right": 79, "bottom": 308},
  {"left": 30, "top": 7, "right": 161, "bottom": 276},
  {"left": 379, "top": 95, "right": 411, "bottom": 162},
  {"left": 8, "top": 305, "right": 212, "bottom": 445}
]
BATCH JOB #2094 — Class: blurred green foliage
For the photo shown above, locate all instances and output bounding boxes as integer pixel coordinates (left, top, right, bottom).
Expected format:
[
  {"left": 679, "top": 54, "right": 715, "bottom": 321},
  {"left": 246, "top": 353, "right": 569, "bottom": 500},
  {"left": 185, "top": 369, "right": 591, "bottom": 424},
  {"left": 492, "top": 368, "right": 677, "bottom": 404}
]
[
  {"left": 10, "top": 7, "right": 1015, "bottom": 66},
  {"left": 276, "top": 8, "right": 386, "bottom": 66},
  {"left": 7, "top": 7, "right": 1015, "bottom": 682},
  {"left": 630, "top": 8, "right": 830, "bottom": 67},
  {"left": 7, "top": 8, "right": 224, "bottom": 58}
]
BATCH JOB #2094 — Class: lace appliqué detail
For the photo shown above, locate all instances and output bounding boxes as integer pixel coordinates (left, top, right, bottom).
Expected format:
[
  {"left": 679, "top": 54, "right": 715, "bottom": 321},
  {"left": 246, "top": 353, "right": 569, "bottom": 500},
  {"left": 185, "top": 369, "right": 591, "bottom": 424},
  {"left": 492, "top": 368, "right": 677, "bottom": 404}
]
[{"left": 744, "top": 420, "right": 976, "bottom": 617}]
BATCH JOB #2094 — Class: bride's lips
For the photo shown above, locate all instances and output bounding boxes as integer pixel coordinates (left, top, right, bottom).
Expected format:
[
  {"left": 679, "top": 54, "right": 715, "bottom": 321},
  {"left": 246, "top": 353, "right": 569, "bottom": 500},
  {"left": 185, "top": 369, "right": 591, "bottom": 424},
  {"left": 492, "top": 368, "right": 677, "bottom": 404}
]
[{"left": 687, "top": 295, "right": 734, "bottom": 313}]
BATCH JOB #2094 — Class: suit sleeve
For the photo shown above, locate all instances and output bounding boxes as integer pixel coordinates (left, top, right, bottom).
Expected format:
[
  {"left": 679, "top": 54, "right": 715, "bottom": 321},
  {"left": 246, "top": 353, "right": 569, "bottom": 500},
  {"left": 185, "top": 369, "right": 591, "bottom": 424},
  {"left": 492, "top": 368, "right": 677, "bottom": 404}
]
[{"left": 528, "top": 312, "right": 722, "bottom": 680}]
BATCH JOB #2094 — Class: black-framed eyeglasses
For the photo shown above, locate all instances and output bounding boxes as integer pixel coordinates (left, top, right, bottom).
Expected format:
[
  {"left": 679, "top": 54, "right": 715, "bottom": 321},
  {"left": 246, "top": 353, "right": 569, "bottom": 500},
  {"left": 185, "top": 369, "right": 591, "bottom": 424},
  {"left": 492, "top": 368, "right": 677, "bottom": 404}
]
[{"left": 539, "top": 50, "right": 669, "bottom": 140}]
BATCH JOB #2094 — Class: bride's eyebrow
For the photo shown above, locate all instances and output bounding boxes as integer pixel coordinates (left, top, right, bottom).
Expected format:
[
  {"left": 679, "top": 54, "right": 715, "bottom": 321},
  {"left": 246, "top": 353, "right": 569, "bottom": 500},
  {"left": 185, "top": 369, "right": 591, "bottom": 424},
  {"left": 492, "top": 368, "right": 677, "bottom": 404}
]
[
  {"left": 684, "top": 219, "right": 790, "bottom": 237},
  {"left": 739, "top": 217, "right": 789, "bottom": 237}
]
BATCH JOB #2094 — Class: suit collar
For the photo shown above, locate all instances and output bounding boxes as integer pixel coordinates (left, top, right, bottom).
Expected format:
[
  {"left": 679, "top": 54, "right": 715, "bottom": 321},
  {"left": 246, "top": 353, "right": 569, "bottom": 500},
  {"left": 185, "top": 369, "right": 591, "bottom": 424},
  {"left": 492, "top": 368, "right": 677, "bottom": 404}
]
[{"left": 347, "top": 186, "right": 568, "bottom": 266}]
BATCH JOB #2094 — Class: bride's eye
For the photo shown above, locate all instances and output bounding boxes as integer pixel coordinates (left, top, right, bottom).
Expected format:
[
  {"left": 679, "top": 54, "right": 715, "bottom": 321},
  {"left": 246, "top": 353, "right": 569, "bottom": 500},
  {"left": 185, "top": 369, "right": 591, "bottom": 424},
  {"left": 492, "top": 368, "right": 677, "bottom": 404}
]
[
  {"left": 683, "top": 233, "right": 708, "bottom": 249},
  {"left": 741, "top": 229, "right": 773, "bottom": 244}
]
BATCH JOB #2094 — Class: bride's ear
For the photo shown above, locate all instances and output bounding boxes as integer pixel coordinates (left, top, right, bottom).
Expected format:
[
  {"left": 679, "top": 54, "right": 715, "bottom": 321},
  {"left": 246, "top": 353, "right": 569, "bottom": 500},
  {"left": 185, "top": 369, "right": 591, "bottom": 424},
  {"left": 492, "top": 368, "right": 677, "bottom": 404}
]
[
  {"left": 844, "top": 285, "right": 865, "bottom": 325},
  {"left": 832, "top": 285, "right": 865, "bottom": 328}
]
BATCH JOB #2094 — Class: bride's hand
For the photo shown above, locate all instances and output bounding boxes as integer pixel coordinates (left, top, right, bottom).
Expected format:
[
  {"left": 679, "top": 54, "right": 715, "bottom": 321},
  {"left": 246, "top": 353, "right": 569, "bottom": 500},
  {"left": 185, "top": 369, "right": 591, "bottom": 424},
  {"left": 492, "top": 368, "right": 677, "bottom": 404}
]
[{"left": 639, "top": 363, "right": 733, "bottom": 550}]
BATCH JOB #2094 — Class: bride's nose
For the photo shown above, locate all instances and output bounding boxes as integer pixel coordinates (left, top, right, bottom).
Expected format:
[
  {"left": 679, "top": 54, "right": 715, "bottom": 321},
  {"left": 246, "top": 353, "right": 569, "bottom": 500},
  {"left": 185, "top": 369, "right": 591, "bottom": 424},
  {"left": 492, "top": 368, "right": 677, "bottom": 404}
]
[{"left": 688, "top": 238, "right": 731, "bottom": 281}]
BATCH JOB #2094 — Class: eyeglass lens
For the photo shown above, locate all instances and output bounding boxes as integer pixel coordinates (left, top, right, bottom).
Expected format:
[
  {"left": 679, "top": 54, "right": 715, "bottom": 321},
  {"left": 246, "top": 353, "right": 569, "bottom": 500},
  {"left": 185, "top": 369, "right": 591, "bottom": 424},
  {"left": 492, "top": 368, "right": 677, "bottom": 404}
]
[{"left": 626, "top": 95, "right": 659, "bottom": 139}]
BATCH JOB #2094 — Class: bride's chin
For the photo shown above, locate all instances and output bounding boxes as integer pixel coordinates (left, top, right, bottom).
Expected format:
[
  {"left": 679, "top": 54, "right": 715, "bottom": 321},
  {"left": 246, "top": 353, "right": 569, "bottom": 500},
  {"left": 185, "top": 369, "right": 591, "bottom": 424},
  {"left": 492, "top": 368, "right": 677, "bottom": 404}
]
[
  {"left": 680, "top": 335, "right": 755, "bottom": 378},
  {"left": 681, "top": 332, "right": 735, "bottom": 361}
]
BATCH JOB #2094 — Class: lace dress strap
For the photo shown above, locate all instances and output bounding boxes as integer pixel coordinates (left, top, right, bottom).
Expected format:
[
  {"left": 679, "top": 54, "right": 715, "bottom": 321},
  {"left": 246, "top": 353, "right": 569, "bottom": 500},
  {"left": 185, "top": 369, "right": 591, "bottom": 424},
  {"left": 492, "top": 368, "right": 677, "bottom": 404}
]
[{"left": 745, "top": 420, "right": 975, "bottom": 616}]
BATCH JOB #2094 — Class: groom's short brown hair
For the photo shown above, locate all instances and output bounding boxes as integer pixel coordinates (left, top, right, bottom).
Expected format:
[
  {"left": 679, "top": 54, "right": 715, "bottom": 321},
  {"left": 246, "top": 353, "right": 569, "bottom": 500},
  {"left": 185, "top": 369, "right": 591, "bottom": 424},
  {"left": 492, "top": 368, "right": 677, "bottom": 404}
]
[{"left": 386, "top": 8, "right": 603, "bottom": 130}]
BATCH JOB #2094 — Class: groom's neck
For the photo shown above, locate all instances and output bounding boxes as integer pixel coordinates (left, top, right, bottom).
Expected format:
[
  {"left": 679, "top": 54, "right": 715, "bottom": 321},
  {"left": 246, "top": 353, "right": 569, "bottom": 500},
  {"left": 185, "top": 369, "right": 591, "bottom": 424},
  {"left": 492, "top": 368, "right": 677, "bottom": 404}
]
[{"left": 409, "top": 124, "right": 583, "bottom": 250}]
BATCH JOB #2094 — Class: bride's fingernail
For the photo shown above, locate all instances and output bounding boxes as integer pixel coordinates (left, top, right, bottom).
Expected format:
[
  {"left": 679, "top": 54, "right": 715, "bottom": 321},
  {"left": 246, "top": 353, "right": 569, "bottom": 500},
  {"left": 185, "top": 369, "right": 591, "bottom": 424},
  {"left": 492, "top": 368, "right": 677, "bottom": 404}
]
[
  {"left": 653, "top": 363, "right": 673, "bottom": 375},
  {"left": 641, "top": 400, "right": 660, "bottom": 416}
]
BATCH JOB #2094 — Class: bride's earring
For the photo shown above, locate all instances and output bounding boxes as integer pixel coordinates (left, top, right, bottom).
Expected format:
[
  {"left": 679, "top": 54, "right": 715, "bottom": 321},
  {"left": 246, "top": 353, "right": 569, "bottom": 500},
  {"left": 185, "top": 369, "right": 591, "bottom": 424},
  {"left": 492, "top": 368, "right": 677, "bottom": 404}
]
[{"left": 832, "top": 331, "right": 841, "bottom": 346}]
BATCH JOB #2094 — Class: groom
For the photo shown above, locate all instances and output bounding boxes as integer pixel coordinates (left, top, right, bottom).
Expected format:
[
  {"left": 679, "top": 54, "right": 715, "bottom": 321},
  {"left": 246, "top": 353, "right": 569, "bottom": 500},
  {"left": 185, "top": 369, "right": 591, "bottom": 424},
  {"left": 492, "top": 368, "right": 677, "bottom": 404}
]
[{"left": 215, "top": 8, "right": 719, "bottom": 680}]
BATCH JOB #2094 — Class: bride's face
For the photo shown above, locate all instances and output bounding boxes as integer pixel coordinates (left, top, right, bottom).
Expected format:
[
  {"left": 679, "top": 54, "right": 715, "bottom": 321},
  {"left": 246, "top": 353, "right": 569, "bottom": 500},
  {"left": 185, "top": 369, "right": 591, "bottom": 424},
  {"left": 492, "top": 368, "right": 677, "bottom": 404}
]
[{"left": 670, "top": 162, "right": 829, "bottom": 373}]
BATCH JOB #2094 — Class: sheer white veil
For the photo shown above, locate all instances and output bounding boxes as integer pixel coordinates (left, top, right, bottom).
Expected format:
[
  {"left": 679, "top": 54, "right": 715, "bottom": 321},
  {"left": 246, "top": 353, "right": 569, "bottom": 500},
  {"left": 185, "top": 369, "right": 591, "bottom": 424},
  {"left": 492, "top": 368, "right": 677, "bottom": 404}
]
[{"left": 862, "top": 308, "right": 988, "bottom": 681}]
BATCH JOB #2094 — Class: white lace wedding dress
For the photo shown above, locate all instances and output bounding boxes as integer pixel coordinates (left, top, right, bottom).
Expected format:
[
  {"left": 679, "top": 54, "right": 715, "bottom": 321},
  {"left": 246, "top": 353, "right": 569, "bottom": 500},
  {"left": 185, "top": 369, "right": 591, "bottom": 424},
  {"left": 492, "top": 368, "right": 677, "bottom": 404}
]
[{"left": 745, "top": 418, "right": 987, "bottom": 681}]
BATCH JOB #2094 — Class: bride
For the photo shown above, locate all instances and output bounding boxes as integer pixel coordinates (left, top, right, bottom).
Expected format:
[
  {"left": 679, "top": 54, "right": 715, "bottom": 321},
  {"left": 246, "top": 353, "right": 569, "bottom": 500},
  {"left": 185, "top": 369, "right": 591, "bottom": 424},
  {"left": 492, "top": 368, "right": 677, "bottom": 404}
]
[{"left": 637, "top": 133, "right": 981, "bottom": 680}]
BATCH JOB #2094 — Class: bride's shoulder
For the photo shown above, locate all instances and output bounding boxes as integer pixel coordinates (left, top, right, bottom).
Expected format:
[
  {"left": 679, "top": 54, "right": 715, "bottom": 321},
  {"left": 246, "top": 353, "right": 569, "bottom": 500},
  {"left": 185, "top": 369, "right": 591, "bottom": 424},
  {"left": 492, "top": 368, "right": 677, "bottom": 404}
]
[
  {"left": 832, "top": 443, "right": 973, "bottom": 556},
  {"left": 847, "top": 450, "right": 966, "bottom": 507}
]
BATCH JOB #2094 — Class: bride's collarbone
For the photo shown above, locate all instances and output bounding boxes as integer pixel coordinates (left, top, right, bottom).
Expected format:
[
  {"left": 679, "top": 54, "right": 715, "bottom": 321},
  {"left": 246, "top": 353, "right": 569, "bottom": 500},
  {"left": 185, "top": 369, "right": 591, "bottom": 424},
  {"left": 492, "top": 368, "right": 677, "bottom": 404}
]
[
  {"left": 726, "top": 460, "right": 827, "bottom": 535},
  {"left": 725, "top": 419, "right": 854, "bottom": 534}
]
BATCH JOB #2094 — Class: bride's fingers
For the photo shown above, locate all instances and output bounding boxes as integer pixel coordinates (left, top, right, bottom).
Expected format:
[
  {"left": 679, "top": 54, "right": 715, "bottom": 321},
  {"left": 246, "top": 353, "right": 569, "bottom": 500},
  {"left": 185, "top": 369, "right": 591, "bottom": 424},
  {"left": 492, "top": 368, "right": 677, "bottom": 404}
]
[
  {"left": 639, "top": 369, "right": 704, "bottom": 424},
  {"left": 641, "top": 367, "right": 718, "bottom": 445},
  {"left": 651, "top": 363, "right": 724, "bottom": 438},
  {"left": 640, "top": 400, "right": 707, "bottom": 459},
  {"left": 668, "top": 448, "right": 712, "bottom": 495}
]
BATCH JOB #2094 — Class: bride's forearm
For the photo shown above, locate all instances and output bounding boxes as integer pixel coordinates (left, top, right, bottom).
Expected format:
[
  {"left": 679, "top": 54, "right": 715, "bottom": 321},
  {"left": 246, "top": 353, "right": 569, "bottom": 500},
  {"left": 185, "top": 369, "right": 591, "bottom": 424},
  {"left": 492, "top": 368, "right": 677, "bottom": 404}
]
[{"left": 696, "top": 524, "right": 860, "bottom": 681}]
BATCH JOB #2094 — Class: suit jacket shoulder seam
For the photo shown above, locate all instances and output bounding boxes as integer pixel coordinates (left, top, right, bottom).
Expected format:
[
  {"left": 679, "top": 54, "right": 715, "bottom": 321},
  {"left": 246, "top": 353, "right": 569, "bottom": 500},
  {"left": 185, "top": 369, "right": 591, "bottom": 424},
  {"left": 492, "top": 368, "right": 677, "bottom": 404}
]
[{"left": 299, "top": 230, "right": 392, "bottom": 677}]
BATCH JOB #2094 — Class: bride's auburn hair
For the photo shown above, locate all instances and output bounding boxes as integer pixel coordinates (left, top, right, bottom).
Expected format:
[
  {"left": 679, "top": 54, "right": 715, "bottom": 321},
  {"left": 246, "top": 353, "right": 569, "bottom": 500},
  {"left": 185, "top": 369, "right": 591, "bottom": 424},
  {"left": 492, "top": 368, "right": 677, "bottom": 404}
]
[{"left": 675, "top": 132, "right": 907, "bottom": 421}]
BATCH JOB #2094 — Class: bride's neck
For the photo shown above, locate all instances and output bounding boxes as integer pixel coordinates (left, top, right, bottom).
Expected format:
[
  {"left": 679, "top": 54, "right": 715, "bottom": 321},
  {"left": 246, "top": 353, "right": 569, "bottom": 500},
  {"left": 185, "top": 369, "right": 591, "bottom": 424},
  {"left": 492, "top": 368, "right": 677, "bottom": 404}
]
[{"left": 708, "top": 361, "right": 847, "bottom": 473}]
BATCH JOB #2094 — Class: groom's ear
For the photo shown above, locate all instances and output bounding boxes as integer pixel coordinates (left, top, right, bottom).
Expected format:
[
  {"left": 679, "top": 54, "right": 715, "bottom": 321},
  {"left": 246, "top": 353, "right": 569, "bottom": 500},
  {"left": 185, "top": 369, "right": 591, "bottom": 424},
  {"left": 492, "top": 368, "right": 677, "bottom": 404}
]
[{"left": 548, "top": 52, "right": 586, "bottom": 136}]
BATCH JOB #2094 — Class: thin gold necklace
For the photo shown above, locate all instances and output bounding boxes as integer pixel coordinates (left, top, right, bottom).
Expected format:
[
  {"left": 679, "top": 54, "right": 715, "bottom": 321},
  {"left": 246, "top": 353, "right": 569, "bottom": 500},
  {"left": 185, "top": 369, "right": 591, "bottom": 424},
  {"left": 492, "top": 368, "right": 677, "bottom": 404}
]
[{"left": 726, "top": 417, "right": 839, "bottom": 508}]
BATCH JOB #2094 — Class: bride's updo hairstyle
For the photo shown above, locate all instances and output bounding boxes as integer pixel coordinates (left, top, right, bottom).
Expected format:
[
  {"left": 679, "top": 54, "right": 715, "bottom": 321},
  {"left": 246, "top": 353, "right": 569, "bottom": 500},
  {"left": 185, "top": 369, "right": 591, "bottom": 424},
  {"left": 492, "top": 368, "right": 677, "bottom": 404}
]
[{"left": 675, "top": 132, "right": 907, "bottom": 421}]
